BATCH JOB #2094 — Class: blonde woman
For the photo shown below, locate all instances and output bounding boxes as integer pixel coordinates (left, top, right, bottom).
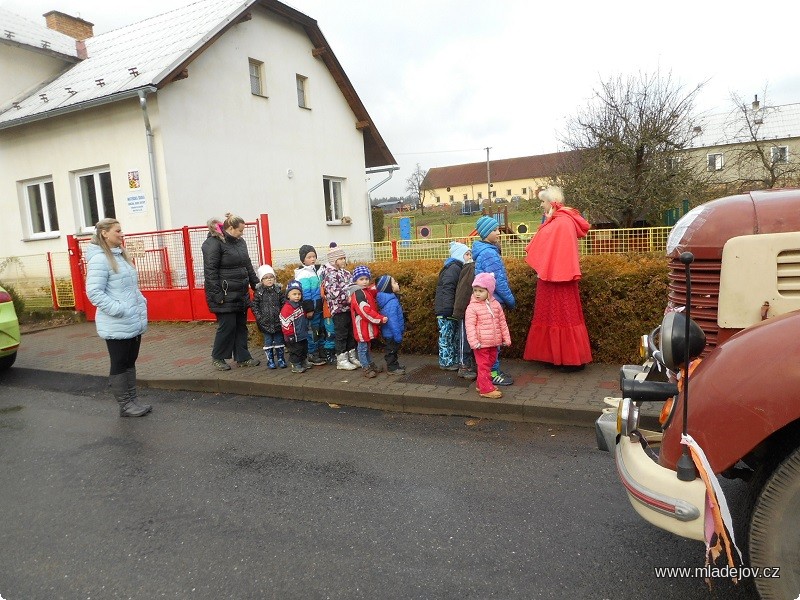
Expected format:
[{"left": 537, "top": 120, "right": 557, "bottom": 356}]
[
  {"left": 201, "top": 213, "right": 260, "bottom": 370},
  {"left": 85, "top": 218, "right": 151, "bottom": 417}
]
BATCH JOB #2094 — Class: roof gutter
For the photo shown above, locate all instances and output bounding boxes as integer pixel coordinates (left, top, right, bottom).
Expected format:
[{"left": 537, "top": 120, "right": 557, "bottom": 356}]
[
  {"left": 0, "top": 86, "right": 157, "bottom": 131},
  {"left": 365, "top": 165, "right": 400, "bottom": 244},
  {"left": 138, "top": 89, "right": 163, "bottom": 230}
]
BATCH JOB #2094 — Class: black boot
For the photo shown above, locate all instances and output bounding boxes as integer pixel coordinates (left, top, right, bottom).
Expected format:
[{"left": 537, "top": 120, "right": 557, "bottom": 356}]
[
  {"left": 110, "top": 373, "right": 149, "bottom": 418},
  {"left": 126, "top": 367, "right": 152, "bottom": 414},
  {"left": 325, "top": 348, "right": 337, "bottom": 365}
]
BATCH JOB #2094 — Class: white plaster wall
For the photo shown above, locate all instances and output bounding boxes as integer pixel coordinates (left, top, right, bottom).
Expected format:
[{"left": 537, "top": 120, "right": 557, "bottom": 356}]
[
  {"left": 155, "top": 7, "right": 370, "bottom": 252},
  {"left": 0, "top": 44, "right": 71, "bottom": 105},
  {"left": 0, "top": 99, "right": 157, "bottom": 261}
]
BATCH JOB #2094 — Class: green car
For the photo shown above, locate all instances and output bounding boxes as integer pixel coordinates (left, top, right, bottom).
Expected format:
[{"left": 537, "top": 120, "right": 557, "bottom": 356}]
[{"left": 0, "top": 284, "right": 20, "bottom": 370}]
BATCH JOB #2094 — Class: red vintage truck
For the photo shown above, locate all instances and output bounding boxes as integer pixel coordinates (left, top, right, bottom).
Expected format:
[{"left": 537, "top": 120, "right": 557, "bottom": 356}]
[{"left": 596, "top": 188, "right": 800, "bottom": 599}]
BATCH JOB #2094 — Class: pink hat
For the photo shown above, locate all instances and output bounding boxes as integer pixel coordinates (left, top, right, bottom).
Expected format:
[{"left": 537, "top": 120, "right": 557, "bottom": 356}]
[{"left": 472, "top": 272, "right": 496, "bottom": 295}]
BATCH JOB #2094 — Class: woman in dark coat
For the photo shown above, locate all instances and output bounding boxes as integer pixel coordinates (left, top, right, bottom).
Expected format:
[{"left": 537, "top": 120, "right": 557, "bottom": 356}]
[{"left": 202, "top": 213, "right": 260, "bottom": 371}]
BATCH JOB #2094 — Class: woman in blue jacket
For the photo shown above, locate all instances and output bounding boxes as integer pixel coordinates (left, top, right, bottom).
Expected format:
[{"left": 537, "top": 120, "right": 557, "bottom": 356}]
[{"left": 85, "top": 218, "right": 151, "bottom": 417}]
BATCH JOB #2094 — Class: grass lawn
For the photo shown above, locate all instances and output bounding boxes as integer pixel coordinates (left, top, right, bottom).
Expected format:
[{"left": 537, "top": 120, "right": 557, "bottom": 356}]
[{"left": 384, "top": 200, "right": 544, "bottom": 239}]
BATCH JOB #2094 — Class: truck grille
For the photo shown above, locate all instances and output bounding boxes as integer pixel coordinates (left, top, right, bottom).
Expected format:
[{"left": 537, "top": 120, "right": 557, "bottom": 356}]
[{"left": 667, "top": 258, "right": 721, "bottom": 354}]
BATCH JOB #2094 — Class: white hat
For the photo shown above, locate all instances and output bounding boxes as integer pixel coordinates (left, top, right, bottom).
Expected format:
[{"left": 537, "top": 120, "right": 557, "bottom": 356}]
[{"left": 257, "top": 264, "right": 275, "bottom": 280}]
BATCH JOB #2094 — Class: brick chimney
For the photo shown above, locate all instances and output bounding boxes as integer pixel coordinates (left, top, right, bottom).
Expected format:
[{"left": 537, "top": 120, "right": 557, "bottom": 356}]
[{"left": 43, "top": 10, "right": 94, "bottom": 40}]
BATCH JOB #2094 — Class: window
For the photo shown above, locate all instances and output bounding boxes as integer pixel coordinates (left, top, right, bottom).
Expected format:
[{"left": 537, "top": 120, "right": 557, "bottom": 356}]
[
  {"left": 78, "top": 169, "right": 115, "bottom": 229},
  {"left": 771, "top": 146, "right": 788, "bottom": 164},
  {"left": 491, "top": 190, "right": 496, "bottom": 198},
  {"left": 449, "top": 195, "right": 454, "bottom": 202},
  {"left": 506, "top": 189, "right": 511, "bottom": 196},
  {"left": 323, "top": 177, "right": 344, "bottom": 222},
  {"left": 24, "top": 178, "right": 59, "bottom": 236},
  {"left": 477, "top": 192, "right": 483, "bottom": 199},
  {"left": 462, "top": 193, "right": 468, "bottom": 200},
  {"left": 249, "top": 59, "right": 265, "bottom": 96},
  {"left": 435, "top": 196, "right": 441, "bottom": 203},
  {"left": 707, "top": 153, "right": 724, "bottom": 171},
  {"left": 668, "top": 157, "right": 683, "bottom": 171},
  {"left": 521, "top": 187, "right": 527, "bottom": 194},
  {"left": 296, "top": 74, "right": 308, "bottom": 108}
]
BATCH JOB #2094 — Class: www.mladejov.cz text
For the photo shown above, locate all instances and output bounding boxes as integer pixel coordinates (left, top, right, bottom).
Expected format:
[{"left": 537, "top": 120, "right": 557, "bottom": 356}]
[{"left": 654, "top": 565, "right": 781, "bottom": 579}]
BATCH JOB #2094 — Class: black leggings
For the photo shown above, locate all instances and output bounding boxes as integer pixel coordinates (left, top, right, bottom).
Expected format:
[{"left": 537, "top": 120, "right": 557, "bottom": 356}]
[
  {"left": 105, "top": 336, "right": 142, "bottom": 376},
  {"left": 332, "top": 311, "right": 356, "bottom": 354}
]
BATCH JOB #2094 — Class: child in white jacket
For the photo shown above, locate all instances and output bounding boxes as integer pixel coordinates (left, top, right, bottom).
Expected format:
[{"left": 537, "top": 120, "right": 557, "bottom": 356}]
[{"left": 464, "top": 272, "right": 511, "bottom": 399}]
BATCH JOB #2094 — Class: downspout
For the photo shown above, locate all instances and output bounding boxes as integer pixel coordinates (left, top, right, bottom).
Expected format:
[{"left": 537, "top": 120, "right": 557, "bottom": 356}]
[
  {"left": 138, "top": 89, "right": 163, "bottom": 230},
  {"left": 366, "top": 165, "right": 399, "bottom": 244}
]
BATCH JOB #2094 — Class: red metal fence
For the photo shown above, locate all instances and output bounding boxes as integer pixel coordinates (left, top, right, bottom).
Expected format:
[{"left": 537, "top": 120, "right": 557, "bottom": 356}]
[{"left": 68, "top": 215, "right": 272, "bottom": 322}]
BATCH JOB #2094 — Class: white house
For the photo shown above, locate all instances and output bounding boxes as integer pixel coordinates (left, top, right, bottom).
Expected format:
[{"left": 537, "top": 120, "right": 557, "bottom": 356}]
[{"left": 0, "top": 0, "right": 397, "bottom": 264}]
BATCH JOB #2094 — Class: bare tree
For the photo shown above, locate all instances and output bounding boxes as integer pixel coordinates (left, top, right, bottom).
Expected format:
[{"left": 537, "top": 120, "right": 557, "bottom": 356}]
[
  {"left": 718, "top": 90, "right": 800, "bottom": 191},
  {"left": 558, "top": 71, "right": 712, "bottom": 228},
  {"left": 406, "top": 163, "right": 431, "bottom": 215}
]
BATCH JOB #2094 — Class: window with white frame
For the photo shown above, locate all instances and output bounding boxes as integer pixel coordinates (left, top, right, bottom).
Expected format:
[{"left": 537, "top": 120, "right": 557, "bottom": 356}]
[
  {"left": 521, "top": 187, "right": 527, "bottom": 194},
  {"left": 77, "top": 169, "right": 115, "bottom": 229},
  {"left": 296, "top": 74, "right": 308, "bottom": 108},
  {"left": 249, "top": 58, "right": 266, "bottom": 96},
  {"left": 506, "top": 189, "right": 511, "bottom": 196},
  {"left": 24, "top": 178, "right": 59, "bottom": 236},
  {"left": 462, "top": 193, "right": 467, "bottom": 200},
  {"left": 323, "top": 177, "right": 344, "bottom": 222},
  {"left": 668, "top": 157, "right": 683, "bottom": 171},
  {"left": 771, "top": 146, "right": 788, "bottom": 164},
  {"left": 707, "top": 153, "right": 724, "bottom": 171}
]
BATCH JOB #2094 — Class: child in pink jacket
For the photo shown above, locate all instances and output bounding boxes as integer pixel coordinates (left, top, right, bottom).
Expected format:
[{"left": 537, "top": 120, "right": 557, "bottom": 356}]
[{"left": 464, "top": 272, "right": 511, "bottom": 399}]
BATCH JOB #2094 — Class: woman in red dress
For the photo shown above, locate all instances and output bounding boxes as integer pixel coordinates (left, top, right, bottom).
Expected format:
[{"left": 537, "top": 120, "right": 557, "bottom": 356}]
[{"left": 523, "top": 186, "right": 592, "bottom": 372}]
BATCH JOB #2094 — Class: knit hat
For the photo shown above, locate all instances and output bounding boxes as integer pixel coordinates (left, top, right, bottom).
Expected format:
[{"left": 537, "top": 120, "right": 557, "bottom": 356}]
[
  {"left": 327, "top": 242, "right": 346, "bottom": 263},
  {"left": 449, "top": 241, "right": 470, "bottom": 263},
  {"left": 472, "top": 272, "right": 496, "bottom": 295},
  {"left": 376, "top": 275, "right": 393, "bottom": 293},
  {"left": 256, "top": 264, "right": 275, "bottom": 280},
  {"left": 299, "top": 244, "right": 317, "bottom": 264},
  {"left": 475, "top": 216, "right": 500, "bottom": 240},
  {"left": 286, "top": 279, "right": 302, "bottom": 294},
  {"left": 352, "top": 265, "right": 371, "bottom": 282}
]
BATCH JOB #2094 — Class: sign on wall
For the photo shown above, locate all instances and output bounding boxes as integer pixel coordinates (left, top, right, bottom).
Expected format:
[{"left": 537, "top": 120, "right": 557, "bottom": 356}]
[{"left": 126, "top": 169, "right": 147, "bottom": 214}]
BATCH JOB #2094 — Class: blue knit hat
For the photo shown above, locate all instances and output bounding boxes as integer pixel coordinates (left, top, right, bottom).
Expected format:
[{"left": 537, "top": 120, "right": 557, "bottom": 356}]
[
  {"left": 286, "top": 279, "right": 302, "bottom": 294},
  {"left": 449, "top": 241, "right": 470, "bottom": 263},
  {"left": 376, "top": 274, "right": 393, "bottom": 293},
  {"left": 352, "top": 265, "right": 371, "bottom": 282},
  {"left": 475, "top": 216, "right": 500, "bottom": 240}
]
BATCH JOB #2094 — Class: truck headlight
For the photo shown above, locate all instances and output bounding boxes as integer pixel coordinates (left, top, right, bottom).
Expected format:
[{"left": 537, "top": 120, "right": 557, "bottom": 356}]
[
  {"left": 617, "top": 398, "right": 640, "bottom": 437},
  {"left": 659, "top": 312, "right": 706, "bottom": 370}
]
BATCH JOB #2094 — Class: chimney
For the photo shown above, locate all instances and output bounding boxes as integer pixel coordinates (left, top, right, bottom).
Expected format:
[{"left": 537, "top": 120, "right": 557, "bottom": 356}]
[
  {"left": 43, "top": 10, "right": 94, "bottom": 40},
  {"left": 752, "top": 94, "right": 760, "bottom": 111}
]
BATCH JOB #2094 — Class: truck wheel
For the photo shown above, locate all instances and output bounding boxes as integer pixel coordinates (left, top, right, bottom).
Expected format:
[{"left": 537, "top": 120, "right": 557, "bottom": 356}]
[{"left": 748, "top": 445, "right": 800, "bottom": 599}]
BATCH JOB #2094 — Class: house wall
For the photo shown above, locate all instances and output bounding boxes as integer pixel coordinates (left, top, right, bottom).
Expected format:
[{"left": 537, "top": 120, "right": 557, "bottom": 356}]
[
  {"left": 684, "top": 137, "right": 800, "bottom": 186},
  {"left": 0, "top": 99, "right": 154, "bottom": 262},
  {"left": 154, "top": 7, "right": 371, "bottom": 251},
  {"left": 430, "top": 177, "right": 545, "bottom": 205},
  {"left": 0, "top": 44, "right": 71, "bottom": 105}
]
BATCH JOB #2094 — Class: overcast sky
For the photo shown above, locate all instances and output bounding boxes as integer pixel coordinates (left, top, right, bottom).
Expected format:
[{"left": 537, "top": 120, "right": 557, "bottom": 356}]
[{"left": 4, "top": 0, "right": 800, "bottom": 198}]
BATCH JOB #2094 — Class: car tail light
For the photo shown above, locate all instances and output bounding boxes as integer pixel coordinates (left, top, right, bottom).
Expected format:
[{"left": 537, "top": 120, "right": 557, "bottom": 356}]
[{"left": 0, "top": 291, "right": 12, "bottom": 303}]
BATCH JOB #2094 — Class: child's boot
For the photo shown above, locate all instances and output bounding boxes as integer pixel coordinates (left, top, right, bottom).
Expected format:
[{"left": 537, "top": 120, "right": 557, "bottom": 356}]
[
  {"left": 275, "top": 347, "right": 287, "bottom": 369},
  {"left": 308, "top": 349, "right": 326, "bottom": 366},
  {"left": 363, "top": 365, "right": 377, "bottom": 379},
  {"left": 347, "top": 349, "right": 362, "bottom": 368},
  {"left": 291, "top": 363, "right": 307, "bottom": 373},
  {"left": 326, "top": 348, "right": 337, "bottom": 365},
  {"left": 266, "top": 348, "right": 276, "bottom": 369},
  {"left": 336, "top": 352, "right": 357, "bottom": 370}
]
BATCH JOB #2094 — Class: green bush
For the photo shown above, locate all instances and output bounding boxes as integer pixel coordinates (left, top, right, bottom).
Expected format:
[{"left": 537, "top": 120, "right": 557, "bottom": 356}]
[
  {"left": 0, "top": 280, "right": 25, "bottom": 315},
  {"left": 372, "top": 209, "right": 385, "bottom": 242},
  {"left": 269, "top": 254, "right": 669, "bottom": 364}
]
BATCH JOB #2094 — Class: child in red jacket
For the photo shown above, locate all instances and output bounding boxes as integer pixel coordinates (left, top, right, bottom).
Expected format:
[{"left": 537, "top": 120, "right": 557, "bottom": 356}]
[
  {"left": 349, "top": 265, "right": 387, "bottom": 378},
  {"left": 464, "top": 272, "right": 511, "bottom": 399}
]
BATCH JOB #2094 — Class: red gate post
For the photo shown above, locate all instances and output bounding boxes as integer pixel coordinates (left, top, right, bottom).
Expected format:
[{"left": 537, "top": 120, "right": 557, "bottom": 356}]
[
  {"left": 66, "top": 235, "right": 86, "bottom": 314},
  {"left": 258, "top": 213, "right": 272, "bottom": 267},
  {"left": 391, "top": 240, "right": 398, "bottom": 262},
  {"left": 182, "top": 226, "right": 197, "bottom": 321},
  {"left": 46, "top": 252, "right": 60, "bottom": 310}
]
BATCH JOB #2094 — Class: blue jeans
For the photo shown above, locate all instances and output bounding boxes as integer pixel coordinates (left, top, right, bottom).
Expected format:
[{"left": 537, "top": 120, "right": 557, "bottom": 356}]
[
  {"left": 357, "top": 341, "right": 373, "bottom": 368},
  {"left": 261, "top": 331, "right": 284, "bottom": 350},
  {"left": 437, "top": 317, "right": 458, "bottom": 368}
]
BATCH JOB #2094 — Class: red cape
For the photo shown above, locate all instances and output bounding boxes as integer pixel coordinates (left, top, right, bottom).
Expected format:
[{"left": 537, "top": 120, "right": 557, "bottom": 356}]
[{"left": 525, "top": 206, "right": 590, "bottom": 282}]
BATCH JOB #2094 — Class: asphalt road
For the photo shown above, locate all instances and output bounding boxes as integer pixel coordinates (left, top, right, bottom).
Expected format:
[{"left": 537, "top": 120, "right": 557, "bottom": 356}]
[{"left": 0, "top": 369, "right": 757, "bottom": 600}]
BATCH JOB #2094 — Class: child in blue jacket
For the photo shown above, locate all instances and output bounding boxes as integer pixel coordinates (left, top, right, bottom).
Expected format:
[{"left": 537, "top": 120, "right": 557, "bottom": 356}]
[
  {"left": 472, "top": 216, "right": 516, "bottom": 386},
  {"left": 375, "top": 274, "right": 406, "bottom": 375}
]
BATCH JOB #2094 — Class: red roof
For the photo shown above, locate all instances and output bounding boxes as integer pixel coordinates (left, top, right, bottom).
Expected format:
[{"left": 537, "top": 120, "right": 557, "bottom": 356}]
[{"left": 422, "top": 150, "right": 578, "bottom": 189}]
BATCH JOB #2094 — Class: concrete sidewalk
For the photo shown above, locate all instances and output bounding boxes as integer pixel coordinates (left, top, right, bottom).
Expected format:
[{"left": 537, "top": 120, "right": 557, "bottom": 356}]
[{"left": 14, "top": 322, "right": 644, "bottom": 426}]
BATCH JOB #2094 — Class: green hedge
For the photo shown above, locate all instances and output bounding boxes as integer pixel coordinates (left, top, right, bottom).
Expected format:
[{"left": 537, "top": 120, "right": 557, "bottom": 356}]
[{"left": 272, "top": 254, "right": 669, "bottom": 364}]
